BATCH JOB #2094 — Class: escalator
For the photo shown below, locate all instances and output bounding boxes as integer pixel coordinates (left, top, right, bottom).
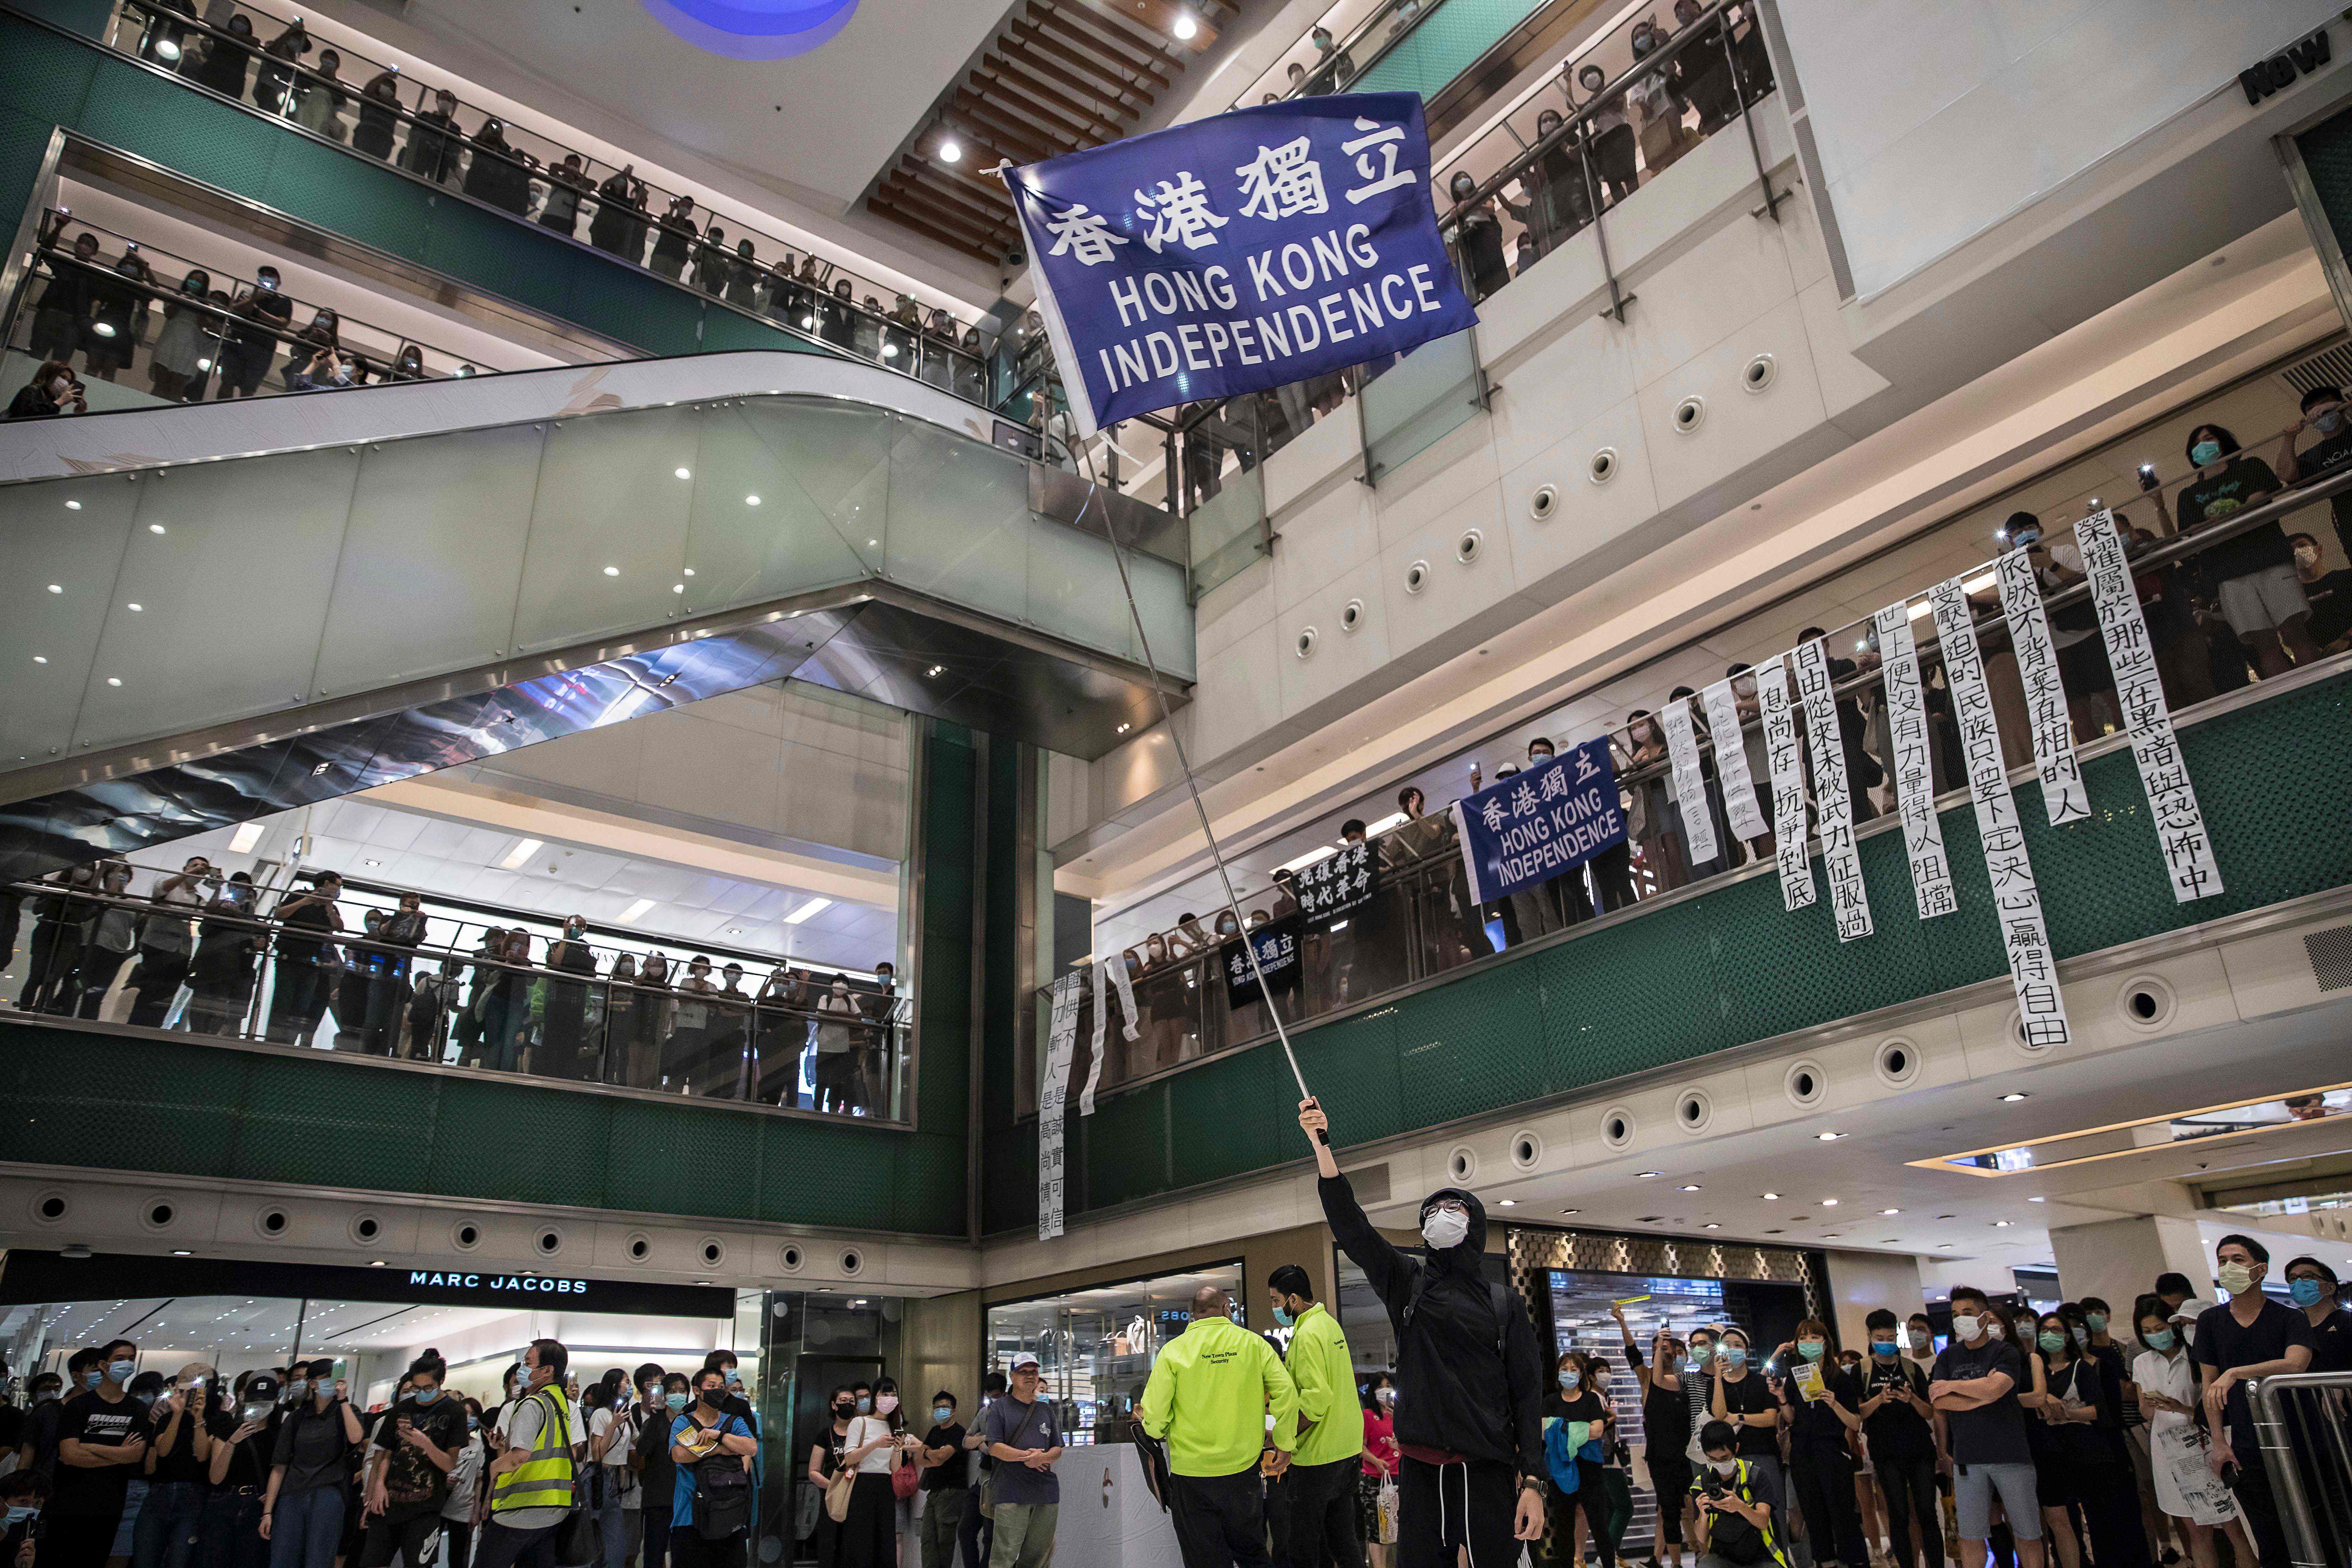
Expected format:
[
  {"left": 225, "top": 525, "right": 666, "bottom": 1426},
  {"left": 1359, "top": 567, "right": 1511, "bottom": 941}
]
[{"left": 0, "top": 351, "right": 1192, "bottom": 879}]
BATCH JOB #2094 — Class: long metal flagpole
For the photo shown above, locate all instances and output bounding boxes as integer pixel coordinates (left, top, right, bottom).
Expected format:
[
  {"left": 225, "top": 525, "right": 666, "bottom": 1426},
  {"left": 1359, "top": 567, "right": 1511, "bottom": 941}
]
[{"left": 1067, "top": 442, "right": 1325, "bottom": 1138}]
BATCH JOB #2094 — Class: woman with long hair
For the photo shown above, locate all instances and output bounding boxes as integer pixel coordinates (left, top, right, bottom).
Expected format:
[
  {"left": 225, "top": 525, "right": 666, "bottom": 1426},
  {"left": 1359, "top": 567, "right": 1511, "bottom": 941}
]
[
  {"left": 260, "top": 1358, "right": 362, "bottom": 1568},
  {"left": 1358, "top": 1373, "right": 1399, "bottom": 1568},
  {"left": 837, "top": 1378, "right": 905, "bottom": 1568},
  {"left": 807, "top": 1383, "right": 860, "bottom": 1568}
]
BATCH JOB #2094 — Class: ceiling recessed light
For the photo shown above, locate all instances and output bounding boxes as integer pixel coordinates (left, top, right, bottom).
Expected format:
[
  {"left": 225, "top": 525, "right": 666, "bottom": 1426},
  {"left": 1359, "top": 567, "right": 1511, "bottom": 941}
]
[
  {"left": 673, "top": 583, "right": 685, "bottom": 593},
  {"left": 65, "top": 500, "right": 81, "bottom": 510},
  {"left": 1498, "top": 1199, "right": 1516, "bottom": 1206},
  {"left": 1637, "top": 1170, "right": 1663, "bottom": 1179},
  {"left": 369, "top": 1260, "right": 387, "bottom": 1267},
  {"left": 683, "top": 567, "right": 696, "bottom": 576},
  {"left": 726, "top": 927, "right": 744, "bottom": 936},
  {"left": 363, "top": 859, "right": 380, "bottom": 868},
  {"left": 126, "top": 603, "right": 142, "bottom": 611},
  {"left": 1935, "top": 1243, "right": 1952, "bottom": 1249},
  {"left": 675, "top": 467, "right": 692, "bottom": 479},
  {"left": 1116, "top": 722, "right": 1131, "bottom": 734},
  {"left": 785, "top": 896, "right": 831, "bottom": 925},
  {"left": 149, "top": 523, "right": 166, "bottom": 534},
  {"left": 47, "top": 584, "right": 62, "bottom": 594},
  {"left": 603, "top": 566, "right": 620, "bottom": 576},
  {"left": 33, "top": 656, "right": 47, "bottom": 664},
  {"left": 172, "top": 1249, "right": 192, "bottom": 1256},
  {"left": 1762, "top": 1192, "right": 1780, "bottom": 1200},
  {"left": 1172, "top": 10, "right": 1198, "bottom": 38},
  {"left": 1998, "top": 1092, "right": 2029, "bottom": 1102},
  {"left": 1821, "top": 1198, "right": 1839, "bottom": 1206},
  {"left": 1702, "top": 1222, "right": 1720, "bottom": 1229},
  {"left": 926, "top": 665, "right": 944, "bottom": 677},
  {"left": 1937, "top": 1214, "right": 1957, "bottom": 1220},
  {"left": 230, "top": 822, "right": 264, "bottom": 853},
  {"left": 745, "top": 494, "right": 761, "bottom": 506},
  {"left": 106, "top": 677, "right": 121, "bottom": 686},
  {"left": 1881, "top": 1208, "right": 1901, "bottom": 1215},
  {"left": 1677, "top": 1184, "right": 1701, "bottom": 1192},
  {"left": 498, "top": 838, "right": 544, "bottom": 870},
  {"left": 939, "top": 138, "right": 962, "bottom": 163},
  {"left": 1560, "top": 1208, "right": 1581, "bottom": 1216},
  {"left": 1817, "top": 1131, "right": 1844, "bottom": 1141},
  {"left": 1993, "top": 1220, "right": 2012, "bottom": 1227},
  {"left": 2028, "top": 1196, "right": 2046, "bottom": 1203}
]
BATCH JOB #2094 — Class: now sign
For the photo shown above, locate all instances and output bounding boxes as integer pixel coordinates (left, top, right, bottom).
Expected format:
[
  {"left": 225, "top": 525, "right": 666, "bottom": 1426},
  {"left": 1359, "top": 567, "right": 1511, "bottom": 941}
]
[{"left": 1002, "top": 93, "right": 1477, "bottom": 437}]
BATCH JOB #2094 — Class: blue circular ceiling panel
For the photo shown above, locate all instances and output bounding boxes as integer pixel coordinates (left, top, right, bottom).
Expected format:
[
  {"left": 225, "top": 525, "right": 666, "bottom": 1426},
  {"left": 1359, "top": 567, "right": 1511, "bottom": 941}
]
[{"left": 640, "top": 0, "right": 861, "bottom": 59}]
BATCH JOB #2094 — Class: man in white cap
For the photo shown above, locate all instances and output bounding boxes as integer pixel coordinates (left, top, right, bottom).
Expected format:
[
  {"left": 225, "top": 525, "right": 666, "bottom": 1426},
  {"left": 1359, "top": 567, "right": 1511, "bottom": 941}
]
[{"left": 976, "top": 1353, "right": 1062, "bottom": 1568}]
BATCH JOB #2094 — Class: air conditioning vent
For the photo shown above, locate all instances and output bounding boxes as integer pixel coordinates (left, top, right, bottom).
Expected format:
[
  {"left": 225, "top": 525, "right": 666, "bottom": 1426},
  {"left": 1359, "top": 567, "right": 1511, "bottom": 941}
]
[
  {"left": 2278, "top": 341, "right": 2352, "bottom": 399},
  {"left": 2306, "top": 923, "right": 2352, "bottom": 992}
]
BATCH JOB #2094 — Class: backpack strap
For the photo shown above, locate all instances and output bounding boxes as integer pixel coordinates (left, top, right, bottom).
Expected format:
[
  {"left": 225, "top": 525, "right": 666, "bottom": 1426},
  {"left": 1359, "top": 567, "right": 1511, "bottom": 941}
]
[{"left": 1400, "top": 1264, "right": 1515, "bottom": 1361}]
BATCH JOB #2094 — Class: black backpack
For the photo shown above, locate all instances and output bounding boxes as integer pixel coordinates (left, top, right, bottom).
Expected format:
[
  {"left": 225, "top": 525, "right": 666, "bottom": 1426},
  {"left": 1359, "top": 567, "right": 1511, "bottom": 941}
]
[{"left": 688, "top": 1428, "right": 752, "bottom": 1539}]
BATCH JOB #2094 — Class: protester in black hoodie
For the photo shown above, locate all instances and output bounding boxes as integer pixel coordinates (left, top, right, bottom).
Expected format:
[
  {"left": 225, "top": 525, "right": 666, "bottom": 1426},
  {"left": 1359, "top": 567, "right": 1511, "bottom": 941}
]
[{"left": 1300, "top": 1097, "right": 1547, "bottom": 1568}]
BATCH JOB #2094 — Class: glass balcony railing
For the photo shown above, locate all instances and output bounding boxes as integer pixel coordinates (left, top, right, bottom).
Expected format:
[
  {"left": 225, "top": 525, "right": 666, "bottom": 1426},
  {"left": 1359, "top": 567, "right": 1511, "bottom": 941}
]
[
  {"left": 1433, "top": 0, "right": 1774, "bottom": 302},
  {"left": 7, "top": 209, "right": 502, "bottom": 413},
  {"left": 2, "top": 872, "right": 911, "bottom": 1120},
  {"left": 1037, "top": 395, "right": 2352, "bottom": 1110},
  {"left": 90, "top": 0, "right": 1053, "bottom": 412}
]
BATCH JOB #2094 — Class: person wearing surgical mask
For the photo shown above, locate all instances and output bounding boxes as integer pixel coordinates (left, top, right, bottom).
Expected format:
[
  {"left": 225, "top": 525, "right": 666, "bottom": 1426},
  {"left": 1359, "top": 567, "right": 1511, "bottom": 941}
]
[
  {"left": 1705, "top": 1329, "right": 1784, "bottom": 1521},
  {"left": 910, "top": 1389, "right": 968, "bottom": 1568},
  {"left": 2174, "top": 421, "right": 2319, "bottom": 679},
  {"left": 1771, "top": 1318, "right": 1866, "bottom": 1568},
  {"left": 537, "top": 913, "right": 598, "bottom": 1085},
  {"left": 1690, "top": 1420, "right": 1782, "bottom": 1568},
  {"left": 1445, "top": 168, "right": 1519, "bottom": 303},
  {"left": 1622, "top": 708, "right": 1695, "bottom": 895},
  {"left": 1928, "top": 1288, "right": 2044, "bottom": 1568},
  {"left": 2129, "top": 1297, "right": 2248, "bottom": 1568},
  {"left": 2190, "top": 1236, "right": 2311, "bottom": 1566},
  {"left": 812, "top": 970, "right": 864, "bottom": 1114},
  {"left": 1547, "top": 1350, "right": 1620, "bottom": 1568},
  {"left": 1720, "top": 663, "right": 1778, "bottom": 861},
  {"left": 50, "top": 1340, "right": 152, "bottom": 1568},
  {"left": 1857, "top": 1310, "right": 1939, "bottom": 1568},
  {"left": 1300, "top": 1099, "right": 1548, "bottom": 1566},
  {"left": 2278, "top": 382, "right": 2352, "bottom": 570}
]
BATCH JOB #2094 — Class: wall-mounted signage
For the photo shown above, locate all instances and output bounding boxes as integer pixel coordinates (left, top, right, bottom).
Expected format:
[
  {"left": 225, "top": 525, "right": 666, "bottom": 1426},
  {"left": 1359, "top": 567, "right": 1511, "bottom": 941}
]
[
  {"left": 2241, "top": 27, "right": 2332, "bottom": 105},
  {"left": 0, "top": 1252, "right": 738, "bottom": 1320}
]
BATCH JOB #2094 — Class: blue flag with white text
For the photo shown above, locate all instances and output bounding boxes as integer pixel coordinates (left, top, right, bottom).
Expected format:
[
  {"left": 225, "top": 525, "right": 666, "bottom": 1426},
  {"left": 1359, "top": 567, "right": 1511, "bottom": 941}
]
[
  {"left": 1448, "top": 738, "right": 1627, "bottom": 908},
  {"left": 1002, "top": 93, "right": 1477, "bottom": 436}
]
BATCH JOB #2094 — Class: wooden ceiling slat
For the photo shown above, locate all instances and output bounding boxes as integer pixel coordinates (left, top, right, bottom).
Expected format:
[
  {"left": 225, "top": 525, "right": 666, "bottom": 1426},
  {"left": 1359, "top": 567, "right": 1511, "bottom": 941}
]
[
  {"left": 980, "top": 50, "right": 1124, "bottom": 137},
  {"left": 975, "top": 55, "right": 1112, "bottom": 142},
  {"left": 869, "top": 200, "right": 1003, "bottom": 260},
  {"left": 890, "top": 162, "right": 1013, "bottom": 234},
  {"left": 1055, "top": 0, "right": 1181, "bottom": 66},
  {"left": 1004, "top": 18, "right": 1149, "bottom": 104},
  {"left": 951, "top": 89, "right": 1064, "bottom": 163},
  {"left": 1031, "top": 4, "right": 1172, "bottom": 85}
]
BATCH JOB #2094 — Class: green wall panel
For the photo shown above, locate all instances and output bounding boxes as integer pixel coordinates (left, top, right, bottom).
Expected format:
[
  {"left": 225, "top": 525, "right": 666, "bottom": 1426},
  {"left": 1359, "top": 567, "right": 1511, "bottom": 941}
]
[
  {"left": 232, "top": 1053, "right": 437, "bottom": 1191},
  {"left": 14, "top": 0, "right": 112, "bottom": 38},
  {"left": 981, "top": 672, "right": 2352, "bottom": 1230}
]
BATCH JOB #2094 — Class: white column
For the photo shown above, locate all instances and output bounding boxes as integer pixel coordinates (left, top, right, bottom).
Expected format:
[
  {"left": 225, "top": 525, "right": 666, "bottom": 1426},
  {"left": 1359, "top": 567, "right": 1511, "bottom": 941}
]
[{"left": 2048, "top": 1214, "right": 2211, "bottom": 1313}]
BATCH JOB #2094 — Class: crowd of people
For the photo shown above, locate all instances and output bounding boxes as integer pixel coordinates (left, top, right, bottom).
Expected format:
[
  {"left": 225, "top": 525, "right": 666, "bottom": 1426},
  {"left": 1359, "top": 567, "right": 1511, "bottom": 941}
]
[
  {"left": 0, "top": 860, "right": 906, "bottom": 1116},
  {"left": 1443, "top": 2, "right": 1775, "bottom": 301},
  {"left": 6, "top": 214, "right": 478, "bottom": 417},
  {"left": 1096, "top": 404, "right": 2352, "bottom": 1089},
  {"left": 106, "top": 0, "right": 989, "bottom": 397},
  {"left": 1, "top": 1337, "right": 781, "bottom": 1568}
]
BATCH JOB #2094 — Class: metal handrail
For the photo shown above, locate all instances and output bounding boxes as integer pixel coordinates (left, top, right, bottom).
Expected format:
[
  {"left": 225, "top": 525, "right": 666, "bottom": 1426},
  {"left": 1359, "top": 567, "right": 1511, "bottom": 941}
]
[{"left": 2248, "top": 1369, "right": 2352, "bottom": 1568}]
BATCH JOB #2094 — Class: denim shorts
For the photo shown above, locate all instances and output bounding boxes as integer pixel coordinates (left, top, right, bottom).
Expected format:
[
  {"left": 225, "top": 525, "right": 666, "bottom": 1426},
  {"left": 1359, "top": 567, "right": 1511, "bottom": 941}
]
[{"left": 1953, "top": 1461, "right": 2041, "bottom": 1540}]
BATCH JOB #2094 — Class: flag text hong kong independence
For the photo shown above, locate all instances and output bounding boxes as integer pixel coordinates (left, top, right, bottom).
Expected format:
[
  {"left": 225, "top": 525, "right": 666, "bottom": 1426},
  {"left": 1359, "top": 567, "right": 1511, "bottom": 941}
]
[{"left": 1000, "top": 93, "right": 1478, "bottom": 437}]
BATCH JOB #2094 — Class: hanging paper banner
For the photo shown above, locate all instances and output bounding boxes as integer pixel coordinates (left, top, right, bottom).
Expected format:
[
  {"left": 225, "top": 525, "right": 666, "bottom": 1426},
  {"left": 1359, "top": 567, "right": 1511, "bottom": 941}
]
[
  {"left": 1038, "top": 972, "right": 1083, "bottom": 1240},
  {"left": 1001, "top": 93, "right": 1478, "bottom": 437},
  {"left": 1660, "top": 697, "right": 1721, "bottom": 868},
  {"left": 1994, "top": 549, "right": 2093, "bottom": 826},
  {"left": 1872, "top": 601, "right": 1958, "bottom": 921},
  {"left": 1929, "top": 578, "right": 2073, "bottom": 1051},
  {"left": 1756, "top": 658, "right": 1815, "bottom": 912},
  {"left": 1792, "top": 638, "right": 1874, "bottom": 942},
  {"left": 1292, "top": 838, "right": 1381, "bottom": 930},
  {"left": 1700, "top": 677, "right": 1769, "bottom": 844},
  {"left": 2073, "top": 510, "right": 2225, "bottom": 904},
  {"left": 1081, "top": 954, "right": 1142, "bottom": 1118},
  {"left": 1449, "top": 736, "right": 1625, "bottom": 906}
]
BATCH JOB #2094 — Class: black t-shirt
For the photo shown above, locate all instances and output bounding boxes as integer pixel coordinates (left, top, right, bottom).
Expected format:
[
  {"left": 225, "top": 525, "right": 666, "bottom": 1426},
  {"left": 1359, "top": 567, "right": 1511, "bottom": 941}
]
[
  {"left": 1544, "top": 1388, "right": 1611, "bottom": 1434},
  {"left": 2295, "top": 427, "right": 2352, "bottom": 533},
  {"left": 1859, "top": 1358, "right": 1935, "bottom": 1465},
  {"left": 2303, "top": 568, "right": 2352, "bottom": 648},
  {"left": 2307, "top": 1307, "right": 2352, "bottom": 1374},
  {"left": 1713, "top": 1372, "right": 1779, "bottom": 1458},
  {"left": 206, "top": 1407, "right": 275, "bottom": 1489},
  {"left": 373, "top": 1395, "right": 470, "bottom": 1504},
  {"left": 2194, "top": 1299, "right": 2315, "bottom": 1454},
  {"left": 2177, "top": 455, "right": 2292, "bottom": 580},
  {"left": 26, "top": 1398, "right": 67, "bottom": 1480},
  {"left": 52, "top": 1392, "right": 154, "bottom": 1516},
  {"left": 149, "top": 1399, "right": 211, "bottom": 1485},
  {"left": 1778, "top": 1360, "right": 1858, "bottom": 1450},
  {"left": 636, "top": 1405, "right": 680, "bottom": 1499},
  {"left": 271, "top": 1400, "right": 354, "bottom": 1497},
  {"left": 920, "top": 1423, "right": 967, "bottom": 1491},
  {"left": 1929, "top": 1339, "right": 2030, "bottom": 1466},
  {"left": 0, "top": 1401, "right": 23, "bottom": 1455}
]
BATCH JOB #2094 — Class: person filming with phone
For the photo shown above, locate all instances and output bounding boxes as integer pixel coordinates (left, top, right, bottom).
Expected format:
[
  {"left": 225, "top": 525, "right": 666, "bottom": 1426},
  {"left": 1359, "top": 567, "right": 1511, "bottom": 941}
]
[{"left": 1689, "top": 1421, "right": 1785, "bottom": 1568}]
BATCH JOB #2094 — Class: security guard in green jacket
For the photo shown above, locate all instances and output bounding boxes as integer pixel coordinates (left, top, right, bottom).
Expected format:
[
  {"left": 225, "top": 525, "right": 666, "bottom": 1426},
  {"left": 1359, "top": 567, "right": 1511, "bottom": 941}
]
[
  {"left": 1139, "top": 1284, "right": 1298, "bottom": 1568},
  {"left": 482, "top": 1338, "right": 576, "bottom": 1568},
  {"left": 1268, "top": 1265, "right": 1366, "bottom": 1568}
]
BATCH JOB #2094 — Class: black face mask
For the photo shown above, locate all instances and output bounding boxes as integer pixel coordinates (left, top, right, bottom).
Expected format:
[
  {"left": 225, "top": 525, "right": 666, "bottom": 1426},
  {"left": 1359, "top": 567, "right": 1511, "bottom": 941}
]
[{"left": 832, "top": 1401, "right": 854, "bottom": 1418}]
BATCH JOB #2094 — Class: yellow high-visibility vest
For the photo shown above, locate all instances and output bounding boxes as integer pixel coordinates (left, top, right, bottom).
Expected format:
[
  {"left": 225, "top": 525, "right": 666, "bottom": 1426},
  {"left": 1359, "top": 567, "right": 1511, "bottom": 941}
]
[{"left": 490, "top": 1385, "right": 576, "bottom": 1514}]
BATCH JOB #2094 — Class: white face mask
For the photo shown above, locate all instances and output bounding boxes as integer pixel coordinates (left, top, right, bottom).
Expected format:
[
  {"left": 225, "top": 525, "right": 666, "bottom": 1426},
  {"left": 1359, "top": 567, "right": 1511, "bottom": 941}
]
[
  {"left": 1983, "top": 1320, "right": 2006, "bottom": 1342},
  {"left": 1710, "top": 1458, "right": 1737, "bottom": 1476},
  {"left": 1421, "top": 1206, "right": 1470, "bottom": 1250},
  {"left": 1951, "top": 1315, "right": 1982, "bottom": 1342}
]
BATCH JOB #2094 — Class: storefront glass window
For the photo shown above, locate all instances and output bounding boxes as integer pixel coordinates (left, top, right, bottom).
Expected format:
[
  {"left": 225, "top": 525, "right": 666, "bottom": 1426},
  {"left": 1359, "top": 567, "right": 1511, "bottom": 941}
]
[{"left": 984, "top": 1263, "right": 1242, "bottom": 1446}]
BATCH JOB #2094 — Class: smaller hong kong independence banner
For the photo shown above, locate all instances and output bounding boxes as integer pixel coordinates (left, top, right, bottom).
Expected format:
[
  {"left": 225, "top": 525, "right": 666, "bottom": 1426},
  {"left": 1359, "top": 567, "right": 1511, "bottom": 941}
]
[
  {"left": 1002, "top": 93, "right": 1477, "bottom": 436},
  {"left": 1449, "top": 737, "right": 1626, "bottom": 908}
]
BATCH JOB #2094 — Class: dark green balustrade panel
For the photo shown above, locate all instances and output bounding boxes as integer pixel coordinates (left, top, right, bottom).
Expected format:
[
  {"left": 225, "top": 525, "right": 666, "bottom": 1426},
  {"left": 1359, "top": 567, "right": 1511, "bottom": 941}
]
[
  {"left": 981, "top": 672, "right": 2352, "bottom": 1233},
  {"left": 0, "top": 8, "right": 833, "bottom": 362}
]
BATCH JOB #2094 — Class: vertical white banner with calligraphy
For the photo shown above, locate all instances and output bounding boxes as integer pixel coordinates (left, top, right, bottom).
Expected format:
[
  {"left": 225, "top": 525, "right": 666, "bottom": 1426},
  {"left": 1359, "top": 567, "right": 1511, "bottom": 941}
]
[
  {"left": 1873, "top": 602, "right": 1958, "bottom": 921},
  {"left": 1659, "top": 697, "right": 1721, "bottom": 867},
  {"left": 2074, "top": 509, "right": 2225, "bottom": 903},
  {"left": 1700, "top": 678, "right": 1769, "bottom": 844},
  {"left": 1930, "top": 578, "right": 2073, "bottom": 1051},
  {"left": 1081, "top": 954, "right": 1140, "bottom": 1118},
  {"left": 1793, "top": 638, "right": 1875, "bottom": 941},
  {"left": 1038, "top": 972, "right": 1083, "bottom": 1240},
  {"left": 1756, "top": 658, "right": 1816, "bottom": 912},
  {"left": 1995, "top": 549, "right": 2093, "bottom": 825}
]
